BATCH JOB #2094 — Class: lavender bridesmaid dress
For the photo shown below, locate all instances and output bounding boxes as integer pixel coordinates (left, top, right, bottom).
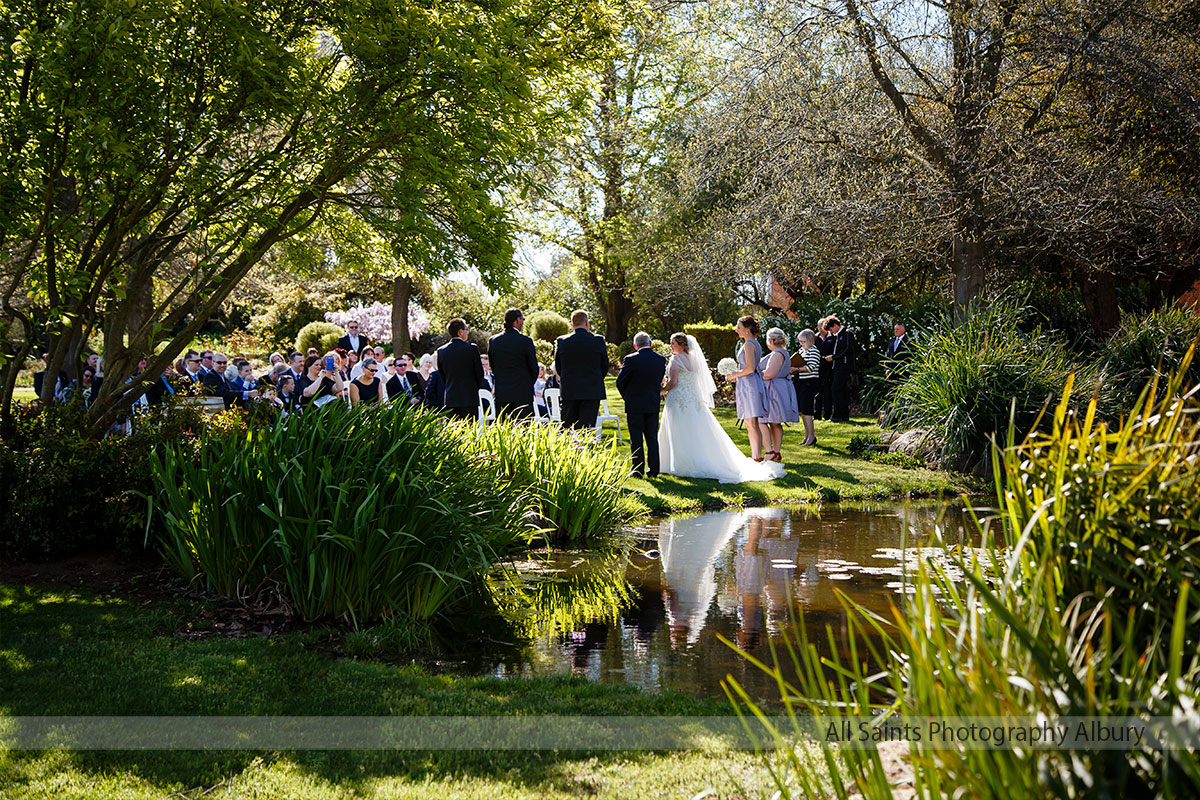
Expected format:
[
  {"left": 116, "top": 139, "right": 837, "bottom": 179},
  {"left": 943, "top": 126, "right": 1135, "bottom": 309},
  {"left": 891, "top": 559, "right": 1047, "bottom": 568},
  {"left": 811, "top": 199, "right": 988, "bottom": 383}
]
[
  {"left": 759, "top": 349, "right": 799, "bottom": 424},
  {"left": 734, "top": 339, "right": 767, "bottom": 419}
]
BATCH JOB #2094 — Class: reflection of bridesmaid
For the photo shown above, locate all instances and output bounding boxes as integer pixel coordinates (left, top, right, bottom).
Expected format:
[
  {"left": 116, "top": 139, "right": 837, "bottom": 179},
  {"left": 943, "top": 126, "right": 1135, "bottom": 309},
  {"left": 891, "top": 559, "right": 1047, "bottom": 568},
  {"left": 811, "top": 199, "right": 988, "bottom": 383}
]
[
  {"left": 757, "top": 515, "right": 798, "bottom": 634},
  {"left": 660, "top": 510, "right": 745, "bottom": 649},
  {"left": 735, "top": 515, "right": 765, "bottom": 649}
]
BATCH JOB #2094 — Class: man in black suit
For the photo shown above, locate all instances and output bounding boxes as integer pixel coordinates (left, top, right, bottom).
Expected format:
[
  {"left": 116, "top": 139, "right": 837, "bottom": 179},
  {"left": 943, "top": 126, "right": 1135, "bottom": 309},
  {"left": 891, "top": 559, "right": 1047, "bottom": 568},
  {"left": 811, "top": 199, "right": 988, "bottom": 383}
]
[
  {"left": 554, "top": 309, "right": 608, "bottom": 430},
  {"left": 615, "top": 332, "right": 668, "bottom": 477},
  {"left": 285, "top": 351, "right": 305, "bottom": 383},
  {"left": 434, "top": 318, "right": 484, "bottom": 419},
  {"left": 487, "top": 308, "right": 539, "bottom": 418},
  {"left": 335, "top": 322, "right": 369, "bottom": 355},
  {"left": 824, "top": 317, "right": 857, "bottom": 423},
  {"left": 180, "top": 349, "right": 205, "bottom": 391},
  {"left": 884, "top": 322, "right": 910, "bottom": 378},
  {"left": 814, "top": 318, "right": 834, "bottom": 420},
  {"left": 202, "top": 353, "right": 258, "bottom": 409}
]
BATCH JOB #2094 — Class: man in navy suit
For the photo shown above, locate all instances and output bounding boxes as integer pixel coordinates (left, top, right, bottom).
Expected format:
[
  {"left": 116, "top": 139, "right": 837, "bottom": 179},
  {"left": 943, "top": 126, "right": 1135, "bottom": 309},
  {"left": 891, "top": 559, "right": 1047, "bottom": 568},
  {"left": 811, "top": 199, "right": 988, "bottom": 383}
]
[
  {"left": 434, "top": 318, "right": 484, "bottom": 419},
  {"left": 884, "top": 322, "right": 910, "bottom": 379},
  {"left": 554, "top": 309, "right": 608, "bottom": 430},
  {"left": 488, "top": 308, "right": 539, "bottom": 418},
  {"left": 615, "top": 332, "right": 668, "bottom": 477}
]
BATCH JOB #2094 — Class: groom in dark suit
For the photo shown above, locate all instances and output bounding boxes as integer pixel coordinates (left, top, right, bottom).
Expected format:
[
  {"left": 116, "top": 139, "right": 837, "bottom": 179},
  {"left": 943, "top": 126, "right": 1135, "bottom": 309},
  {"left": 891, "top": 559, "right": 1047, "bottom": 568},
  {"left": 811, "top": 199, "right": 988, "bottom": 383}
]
[
  {"left": 553, "top": 309, "right": 608, "bottom": 430},
  {"left": 615, "top": 332, "right": 668, "bottom": 477}
]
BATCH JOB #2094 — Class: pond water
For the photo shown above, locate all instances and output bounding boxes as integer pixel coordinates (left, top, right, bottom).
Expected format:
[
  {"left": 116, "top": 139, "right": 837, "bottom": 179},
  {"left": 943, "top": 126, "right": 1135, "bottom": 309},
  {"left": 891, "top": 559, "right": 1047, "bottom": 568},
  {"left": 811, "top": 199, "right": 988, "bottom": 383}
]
[{"left": 484, "top": 503, "right": 974, "bottom": 703}]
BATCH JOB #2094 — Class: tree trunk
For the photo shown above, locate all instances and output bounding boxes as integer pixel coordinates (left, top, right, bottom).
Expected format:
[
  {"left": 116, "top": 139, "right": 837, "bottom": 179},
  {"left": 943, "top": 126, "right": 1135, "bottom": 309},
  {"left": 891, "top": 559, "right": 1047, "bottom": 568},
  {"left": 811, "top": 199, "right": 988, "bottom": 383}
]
[
  {"left": 392, "top": 274, "right": 412, "bottom": 354},
  {"left": 1079, "top": 269, "right": 1121, "bottom": 337},
  {"left": 952, "top": 204, "right": 987, "bottom": 321}
]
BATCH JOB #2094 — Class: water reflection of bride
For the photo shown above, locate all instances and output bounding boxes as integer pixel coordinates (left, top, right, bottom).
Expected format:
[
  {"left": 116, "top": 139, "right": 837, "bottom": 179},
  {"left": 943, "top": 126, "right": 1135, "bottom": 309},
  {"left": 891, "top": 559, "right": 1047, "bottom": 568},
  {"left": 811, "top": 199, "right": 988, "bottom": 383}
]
[{"left": 659, "top": 510, "right": 745, "bottom": 648}]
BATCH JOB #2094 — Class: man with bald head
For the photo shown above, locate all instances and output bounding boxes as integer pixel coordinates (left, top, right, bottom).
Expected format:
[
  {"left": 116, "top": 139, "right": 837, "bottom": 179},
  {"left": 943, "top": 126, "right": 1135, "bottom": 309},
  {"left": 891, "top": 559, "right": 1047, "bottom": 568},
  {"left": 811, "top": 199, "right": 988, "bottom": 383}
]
[{"left": 202, "top": 353, "right": 258, "bottom": 409}]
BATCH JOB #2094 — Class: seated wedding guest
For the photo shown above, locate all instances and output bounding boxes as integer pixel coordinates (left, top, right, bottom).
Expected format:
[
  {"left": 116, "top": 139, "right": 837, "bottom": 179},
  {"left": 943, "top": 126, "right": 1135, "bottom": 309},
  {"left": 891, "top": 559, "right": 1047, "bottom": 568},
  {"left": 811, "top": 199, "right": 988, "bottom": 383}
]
[
  {"left": 332, "top": 350, "right": 351, "bottom": 398},
  {"left": 286, "top": 351, "right": 305, "bottom": 382},
  {"left": 545, "top": 363, "right": 561, "bottom": 390},
  {"left": 790, "top": 329, "right": 822, "bottom": 446},
  {"left": 350, "top": 345, "right": 373, "bottom": 380},
  {"left": 344, "top": 348, "right": 359, "bottom": 376},
  {"left": 384, "top": 356, "right": 419, "bottom": 405},
  {"left": 481, "top": 353, "right": 495, "bottom": 391},
  {"left": 275, "top": 374, "right": 299, "bottom": 412},
  {"left": 33, "top": 353, "right": 69, "bottom": 400},
  {"left": 223, "top": 357, "right": 238, "bottom": 381},
  {"left": 349, "top": 357, "right": 382, "bottom": 407},
  {"left": 204, "top": 353, "right": 257, "bottom": 409},
  {"left": 759, "top": 327, "right": 798, "bottom": 463},
  {"left": 534, "top": 364, "right": 548, "bottom": 416},
  {"left": 268, "top": 352, "right": 285, "bottom": 369},
  {"left": 373, "top": 346, "right": 386, "bottom": 365},
  {"left": 410, "top": 353, "right": 432, "bottom": 397},
  {"left": 297, "top": 353, "right": 344, "bottom": 407},
  {"left": 179, "top": 351, "right": 204, "bottom": 390},
  {"left": 423, "top": 354, "right": 446, "bottom": 409},
  {"left": 144, "top": 361, "right": 179, "bottom": 408},
  {"left": 306, "top": 347, "right": 319, "bottom": 359},
  {"left": 231, "top": 360, "right": 258, "bottom": 409},
  {"left": 264, "top": 362, "right": 289, "bottom": 387},
  {"left": 79, "top": 366, "right": 97, "bottom": 406}
]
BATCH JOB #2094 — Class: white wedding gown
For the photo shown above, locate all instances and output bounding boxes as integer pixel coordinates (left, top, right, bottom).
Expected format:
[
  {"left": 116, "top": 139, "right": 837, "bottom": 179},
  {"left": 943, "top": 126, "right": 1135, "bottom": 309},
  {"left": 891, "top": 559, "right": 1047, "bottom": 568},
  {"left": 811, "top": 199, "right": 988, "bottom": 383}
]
[{"left": 658, "top": 342, "right": 785, "bottom": 484}]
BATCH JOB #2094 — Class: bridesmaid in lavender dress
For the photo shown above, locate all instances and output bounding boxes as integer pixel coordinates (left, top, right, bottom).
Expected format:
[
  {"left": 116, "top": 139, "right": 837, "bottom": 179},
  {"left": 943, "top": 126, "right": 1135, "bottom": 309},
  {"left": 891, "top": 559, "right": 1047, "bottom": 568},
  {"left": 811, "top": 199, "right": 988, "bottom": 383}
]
[
  {"left": 725, "top": 315, "right": 768, "bottom": 461},
  {"left": 759, "top": 327, "right": 799, "bottom": 462}
]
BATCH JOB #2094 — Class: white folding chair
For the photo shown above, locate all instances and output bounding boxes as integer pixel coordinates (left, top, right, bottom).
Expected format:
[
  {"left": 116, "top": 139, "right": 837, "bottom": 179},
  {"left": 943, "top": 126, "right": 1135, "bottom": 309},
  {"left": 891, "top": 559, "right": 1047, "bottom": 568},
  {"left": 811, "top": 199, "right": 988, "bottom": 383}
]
[
  {"left": 477, "top": 388, "right": 496, "bottom": 428},
  {"left": 595, "top": 397, "right": 622, "bottom": 443},
  {"left": 532, "top": 397, "right": 553, "bottom": 424},
  {"left": 543, "top": 388, "right": 563, "bottom": 423}
]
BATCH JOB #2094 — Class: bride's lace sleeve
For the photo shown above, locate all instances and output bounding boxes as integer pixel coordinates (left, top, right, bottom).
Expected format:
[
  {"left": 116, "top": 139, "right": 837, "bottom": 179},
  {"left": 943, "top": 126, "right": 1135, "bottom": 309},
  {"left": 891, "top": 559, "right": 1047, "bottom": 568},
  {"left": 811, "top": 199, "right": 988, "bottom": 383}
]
[{"left": 664, "top": 353, "right": 687, "bottom": 390}]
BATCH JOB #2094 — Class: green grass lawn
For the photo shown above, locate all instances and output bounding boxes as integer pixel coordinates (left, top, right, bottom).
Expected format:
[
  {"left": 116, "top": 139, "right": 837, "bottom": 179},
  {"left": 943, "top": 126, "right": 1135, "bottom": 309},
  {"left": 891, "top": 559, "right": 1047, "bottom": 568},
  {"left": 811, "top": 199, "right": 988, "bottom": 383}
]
[
  {"left": 0, "top": 585, "right": 798, "bottom": 799},
  {"left": 599, "top": 378, "right": 971, "bottom": 516},
  {"left": 12, "top": 386, "right": 35, "bottom": 403}
]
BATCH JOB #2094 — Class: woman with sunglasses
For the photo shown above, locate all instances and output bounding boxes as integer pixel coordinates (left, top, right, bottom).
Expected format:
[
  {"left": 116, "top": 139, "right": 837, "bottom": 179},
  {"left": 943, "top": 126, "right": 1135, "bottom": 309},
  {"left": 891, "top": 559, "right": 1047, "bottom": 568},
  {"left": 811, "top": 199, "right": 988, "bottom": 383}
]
[{"left": 349, "top": 357, "right": 382, "bottom": 407}]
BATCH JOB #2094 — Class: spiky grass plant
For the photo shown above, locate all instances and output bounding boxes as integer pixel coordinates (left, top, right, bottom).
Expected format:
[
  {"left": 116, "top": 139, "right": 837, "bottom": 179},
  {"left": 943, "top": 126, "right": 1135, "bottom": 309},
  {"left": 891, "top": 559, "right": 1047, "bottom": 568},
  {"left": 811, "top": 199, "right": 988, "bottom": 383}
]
[
  {"left": 152, "top": 402, "right": 537, "bottom": 626},
  {"left": 888, "top": 298, "right": 1091, "bottom": 469},
  {"left": 452, "top": 417, "right": 637, "bottom": 546},
  {"left": 726, "top": 347, "right": 1200, "bottom": 799}
]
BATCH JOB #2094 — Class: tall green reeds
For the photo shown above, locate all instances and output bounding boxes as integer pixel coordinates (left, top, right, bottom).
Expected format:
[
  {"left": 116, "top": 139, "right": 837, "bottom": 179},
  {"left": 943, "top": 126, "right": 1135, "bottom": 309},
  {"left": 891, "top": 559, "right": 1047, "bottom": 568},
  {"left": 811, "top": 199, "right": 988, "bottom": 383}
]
[
  {"left": 888, "top": 298, "right": 1089, "bottom": 468},
  {"left": 727, "top": 348, "right": 1200, "bottom": 798},
  {"left": 151, "top": 402, "right": 537, "bottom": 625},
  {"left": 452, "top": 418, "right": 638, "bottom": 546},
  {"left": 1100, "top": 305, "right": 1200, "bottom": 413}
]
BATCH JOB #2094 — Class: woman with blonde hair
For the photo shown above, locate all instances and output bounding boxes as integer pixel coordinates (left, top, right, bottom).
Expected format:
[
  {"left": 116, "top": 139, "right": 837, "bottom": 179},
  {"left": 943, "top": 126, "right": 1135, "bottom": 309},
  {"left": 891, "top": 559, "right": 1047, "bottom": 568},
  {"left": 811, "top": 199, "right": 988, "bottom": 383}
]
[{"left": 759, "top": 327, "right": 799, "bottom": 462}]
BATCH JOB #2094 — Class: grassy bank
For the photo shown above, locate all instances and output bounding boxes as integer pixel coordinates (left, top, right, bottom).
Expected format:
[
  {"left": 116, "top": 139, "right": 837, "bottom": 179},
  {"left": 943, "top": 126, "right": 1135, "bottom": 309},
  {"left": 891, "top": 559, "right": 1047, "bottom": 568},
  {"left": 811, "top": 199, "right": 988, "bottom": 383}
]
[
  {"left": 0, "top": 584, "right": 786, "bottom": 799},
  {"left": 600, "top": 378, "right": 970, "bottom": 516}
]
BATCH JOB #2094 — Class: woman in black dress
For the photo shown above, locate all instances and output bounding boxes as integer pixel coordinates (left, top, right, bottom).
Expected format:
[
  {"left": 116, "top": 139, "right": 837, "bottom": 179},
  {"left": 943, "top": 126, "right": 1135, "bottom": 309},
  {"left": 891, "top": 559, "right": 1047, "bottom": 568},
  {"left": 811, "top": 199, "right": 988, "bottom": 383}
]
[{"left": 349, "top": 357, "right": 382, "bottom": 407}]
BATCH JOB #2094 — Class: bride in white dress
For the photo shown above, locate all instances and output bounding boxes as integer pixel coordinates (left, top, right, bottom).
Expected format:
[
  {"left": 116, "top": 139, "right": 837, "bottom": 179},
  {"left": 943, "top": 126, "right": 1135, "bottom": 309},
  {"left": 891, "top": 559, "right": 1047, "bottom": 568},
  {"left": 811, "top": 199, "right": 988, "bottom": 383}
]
[{"left": 658, "top": 333, "right": 785, "bottom": 483}]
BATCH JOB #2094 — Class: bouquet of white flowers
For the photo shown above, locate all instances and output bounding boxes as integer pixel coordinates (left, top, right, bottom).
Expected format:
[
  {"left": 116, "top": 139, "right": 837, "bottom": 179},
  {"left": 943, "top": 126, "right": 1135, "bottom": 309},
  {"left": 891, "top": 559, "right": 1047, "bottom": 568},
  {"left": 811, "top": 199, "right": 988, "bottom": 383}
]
[{"left": 717, "top": 357, "right": 738, "bottom": 377}]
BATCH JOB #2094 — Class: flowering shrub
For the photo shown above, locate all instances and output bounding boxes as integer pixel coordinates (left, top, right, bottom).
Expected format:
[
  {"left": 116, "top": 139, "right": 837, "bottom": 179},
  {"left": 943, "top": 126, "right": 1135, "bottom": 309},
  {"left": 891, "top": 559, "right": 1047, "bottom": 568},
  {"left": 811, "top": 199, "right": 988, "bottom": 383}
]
[{"left": 325, "top": 301, "right": 431, "bottom": 344}]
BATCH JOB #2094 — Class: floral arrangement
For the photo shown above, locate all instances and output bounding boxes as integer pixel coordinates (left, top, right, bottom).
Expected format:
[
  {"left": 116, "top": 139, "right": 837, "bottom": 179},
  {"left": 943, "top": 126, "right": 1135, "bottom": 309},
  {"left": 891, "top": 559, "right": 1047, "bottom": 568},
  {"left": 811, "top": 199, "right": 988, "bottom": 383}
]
[
  {"left": 716, "top": 357, "right": 738, "bottom": 377},
  {"left": 325, "top": 302, "right": 430, "bottom": 343}
]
